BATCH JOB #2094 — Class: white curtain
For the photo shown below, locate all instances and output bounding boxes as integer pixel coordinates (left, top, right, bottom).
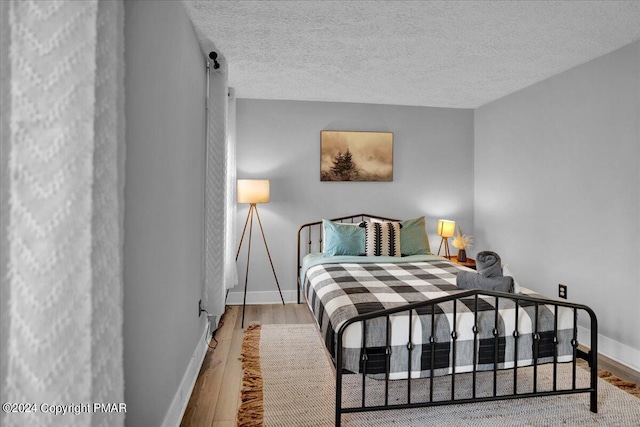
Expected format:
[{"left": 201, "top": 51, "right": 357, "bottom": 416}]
[
  {"left": 204, "top": 57, "right": 237, "bottom": 326},
  {"left": 225, "top": 88, "right": 238, "bottom": 293},
  {"left": 0, "top": 1, "right": 125, "bottom": 426}
]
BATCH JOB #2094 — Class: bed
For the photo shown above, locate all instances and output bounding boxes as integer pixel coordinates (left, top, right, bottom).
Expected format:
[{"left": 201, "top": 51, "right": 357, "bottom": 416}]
[{"left": 297, "top": 214, "right": 598, "bottom": 426}]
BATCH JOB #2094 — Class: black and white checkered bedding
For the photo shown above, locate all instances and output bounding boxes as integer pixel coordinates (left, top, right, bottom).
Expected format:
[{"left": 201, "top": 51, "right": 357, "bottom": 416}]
[{"left": 303, "top": 258, "right": 575, "bottom": 379}]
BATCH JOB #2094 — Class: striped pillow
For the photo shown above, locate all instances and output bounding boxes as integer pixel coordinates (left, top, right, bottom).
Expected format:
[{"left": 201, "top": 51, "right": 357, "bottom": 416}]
[{"left": 364, "top": 221, "right": 401, "bottom": 257}]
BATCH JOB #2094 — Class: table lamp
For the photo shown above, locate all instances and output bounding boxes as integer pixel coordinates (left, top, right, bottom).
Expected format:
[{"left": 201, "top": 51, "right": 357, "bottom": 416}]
[{"left": 436, "top": 219, "right": 456, "bottom": 258}]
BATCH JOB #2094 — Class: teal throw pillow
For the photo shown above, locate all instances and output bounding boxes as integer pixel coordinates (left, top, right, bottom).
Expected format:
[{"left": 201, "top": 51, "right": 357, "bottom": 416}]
[
  {"left": 400, "top": 217, "right": 431, "bottom": 255},
  {"left": 323, "top": 219, "right": 365, "bottom": 256}
]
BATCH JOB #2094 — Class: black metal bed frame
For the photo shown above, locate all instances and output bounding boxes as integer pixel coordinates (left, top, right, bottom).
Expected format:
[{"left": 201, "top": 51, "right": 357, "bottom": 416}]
[{"left": 297, "top": 214, "right": 599, "bottom": 426}]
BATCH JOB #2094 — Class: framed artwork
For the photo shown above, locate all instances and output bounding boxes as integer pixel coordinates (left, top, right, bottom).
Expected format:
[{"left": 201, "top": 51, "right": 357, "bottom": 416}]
[{"left": 320, "top": 130, "right": 393, "bottom": 182}]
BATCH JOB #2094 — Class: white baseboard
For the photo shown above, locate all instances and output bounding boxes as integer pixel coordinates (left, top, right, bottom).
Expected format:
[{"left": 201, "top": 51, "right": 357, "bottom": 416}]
[
  {"left": 226, "top": 289, "right": 298, "bottom": 305},
  {"left": 578, "top": 325, "right": 640, "bottom": 373},
  {"left": 162, "top": 320, "right": 210, "bottom": 427}
]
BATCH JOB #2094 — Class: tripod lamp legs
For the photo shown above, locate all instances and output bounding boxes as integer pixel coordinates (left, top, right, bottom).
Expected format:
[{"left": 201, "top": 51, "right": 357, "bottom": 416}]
[{"left": 236, "top": 204, "right": 285, "bottom": 328}]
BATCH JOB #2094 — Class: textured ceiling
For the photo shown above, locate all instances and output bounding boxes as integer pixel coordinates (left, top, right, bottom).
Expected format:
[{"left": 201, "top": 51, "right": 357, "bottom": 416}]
[{"left": 183, "top": 1, "right": 640, "bottom": 108}]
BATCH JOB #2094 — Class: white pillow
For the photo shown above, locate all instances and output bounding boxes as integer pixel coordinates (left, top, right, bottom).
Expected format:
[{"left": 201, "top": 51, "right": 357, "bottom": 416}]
[
  {"left": 364, "top": 221, "right": 401, "bottom": 257},
  {"left": 502, "top": 264, "right": 521, "bottom": 293}
]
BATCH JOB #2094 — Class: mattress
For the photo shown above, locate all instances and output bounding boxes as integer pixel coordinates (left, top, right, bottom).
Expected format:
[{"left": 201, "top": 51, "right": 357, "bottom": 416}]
[{"left": 302, "top": 255, "right": 575, "bottom": 380}]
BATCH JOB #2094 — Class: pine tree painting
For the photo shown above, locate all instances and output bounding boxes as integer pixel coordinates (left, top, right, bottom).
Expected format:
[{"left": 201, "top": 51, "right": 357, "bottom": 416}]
[
  {"left": 329, "top": 149, "right": 360, "bottom": 181},
  {"left": 320, "top": 131, "right": 393, "bottom": 182}
]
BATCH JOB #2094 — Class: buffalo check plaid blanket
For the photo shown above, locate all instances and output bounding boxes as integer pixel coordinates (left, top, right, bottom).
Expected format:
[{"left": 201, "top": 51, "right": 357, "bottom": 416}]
[{"left": 303, "top": 258, "right": 575, "bottom": 379}]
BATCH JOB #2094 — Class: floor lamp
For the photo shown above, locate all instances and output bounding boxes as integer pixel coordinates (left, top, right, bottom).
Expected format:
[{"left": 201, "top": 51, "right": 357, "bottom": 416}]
[
  {"left": 236, "top": 179, "right": 285, "bottom": 327},
  {"left": 436, "top": 219, "right": 456, "bottom": 259}
]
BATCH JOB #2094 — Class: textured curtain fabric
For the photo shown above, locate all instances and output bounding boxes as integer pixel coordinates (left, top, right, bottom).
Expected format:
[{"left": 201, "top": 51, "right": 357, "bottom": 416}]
[
  {"left": 204, "top": 60, "right": 237, "bottom": 325},
  {"left": 0, "top": 1, "right": 125, "bottom": 426},
  {"left": 0, "top": 1, "right": 12, "bottom": 421}
]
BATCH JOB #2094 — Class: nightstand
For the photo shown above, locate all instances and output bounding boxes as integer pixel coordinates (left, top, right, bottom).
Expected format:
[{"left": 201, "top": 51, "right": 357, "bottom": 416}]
[{"left": 448, "top": 255, "right": 476, "bottom": 270}]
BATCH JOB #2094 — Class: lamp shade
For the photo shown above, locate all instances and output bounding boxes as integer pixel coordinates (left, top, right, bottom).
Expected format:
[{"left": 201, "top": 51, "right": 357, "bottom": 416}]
[
  {"left": 237, "top": 179, "right": 270, "bottom": 204},
  {"left": 436, "top": 219, "right": 456, "bottom": 238}
]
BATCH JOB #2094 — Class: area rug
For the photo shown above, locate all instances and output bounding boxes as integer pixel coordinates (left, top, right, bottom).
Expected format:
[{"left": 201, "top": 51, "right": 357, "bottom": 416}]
[{"left": 238, "top": 324, "right": 640, "bottom": 426}]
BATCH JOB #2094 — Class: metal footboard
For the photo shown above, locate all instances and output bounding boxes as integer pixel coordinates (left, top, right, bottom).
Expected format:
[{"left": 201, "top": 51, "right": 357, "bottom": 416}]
[{"left": 334, "top": 290, "right": 598, "bottom": 427}]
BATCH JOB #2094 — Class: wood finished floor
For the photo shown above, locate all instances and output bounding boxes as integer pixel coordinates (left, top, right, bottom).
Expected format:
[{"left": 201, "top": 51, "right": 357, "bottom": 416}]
[
  {"left": 180, "top": 304, "right": 315, "bottom": 427},
  {"left": 180, "top": 303, "right": 640, "bottom": 427}
]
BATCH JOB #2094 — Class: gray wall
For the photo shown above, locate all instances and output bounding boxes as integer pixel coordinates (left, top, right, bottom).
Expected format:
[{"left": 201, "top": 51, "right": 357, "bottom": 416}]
[
  {"left": 124, "top": 1, "right": 206, "bottom": 425},
  {"left": 475, "top": 42, "right": 640, "bottom": 366},
  {"left": 235, "top": 100, "right": 474, "bottom": 301}
]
